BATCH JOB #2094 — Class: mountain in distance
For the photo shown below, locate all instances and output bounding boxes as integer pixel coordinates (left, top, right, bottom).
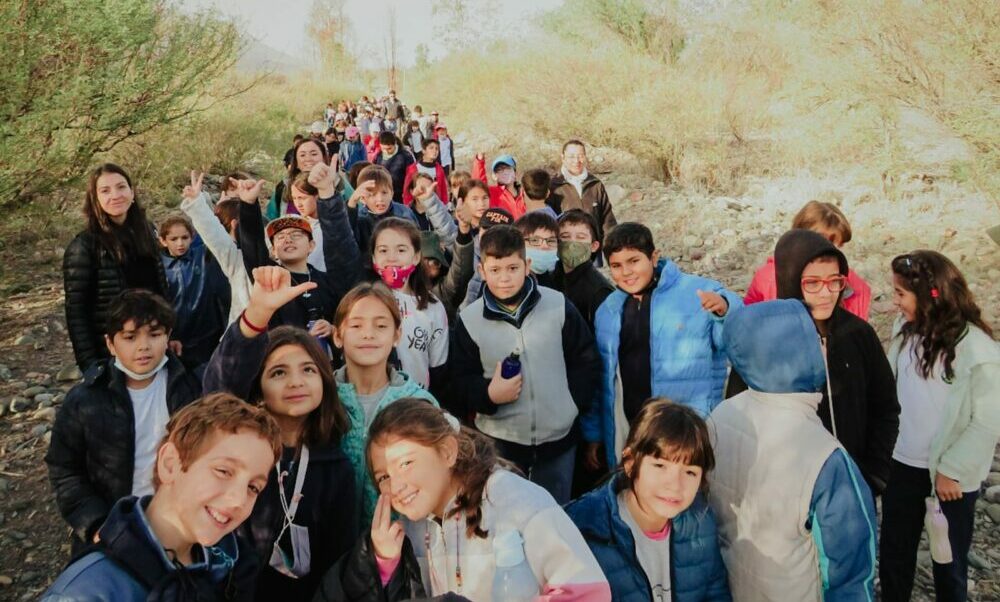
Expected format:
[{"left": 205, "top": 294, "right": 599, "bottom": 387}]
[{"left": 236, "top": 37, "right": 305, "bottom": 76}]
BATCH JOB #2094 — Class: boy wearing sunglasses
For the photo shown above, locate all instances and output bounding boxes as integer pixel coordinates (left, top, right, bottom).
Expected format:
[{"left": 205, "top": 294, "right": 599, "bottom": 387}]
[{"left": 772, "top": 228, "right": 900, "bottom": 497}]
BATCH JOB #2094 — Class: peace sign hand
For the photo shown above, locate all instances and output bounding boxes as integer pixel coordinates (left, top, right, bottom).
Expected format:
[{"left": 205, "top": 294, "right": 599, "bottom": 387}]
[
  {"left": 182, "top": 171, "right": 204, "bottom": 201},
  {"left": 371, "top": 493, "right": 405, "bottom": 561}
]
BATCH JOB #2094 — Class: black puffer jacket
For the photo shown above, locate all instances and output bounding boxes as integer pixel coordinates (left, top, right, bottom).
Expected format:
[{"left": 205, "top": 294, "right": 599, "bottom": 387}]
[
  {"left": 311, "top": 534, "right": 426, "bottom": 602},
  {"left": 63, "top": 229, "right": 168, "bottom": 371},
  {"left": 45, "top": 355, "right": 202, "bottom": 551}
]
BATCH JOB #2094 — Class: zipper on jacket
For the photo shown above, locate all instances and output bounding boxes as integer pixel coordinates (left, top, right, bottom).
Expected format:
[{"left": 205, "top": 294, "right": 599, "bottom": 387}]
[{"left": 521, "top": 329, "right": 537, "bottom": 447}]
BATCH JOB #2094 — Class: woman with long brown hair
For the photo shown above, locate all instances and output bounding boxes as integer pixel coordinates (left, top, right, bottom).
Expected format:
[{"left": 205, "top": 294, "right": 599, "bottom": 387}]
[
  {"left": 880, "top": 250, "right": 999, "bottom": 602},
  {"left": 63, "top": 163, "right": 168, "bottom": 371}
]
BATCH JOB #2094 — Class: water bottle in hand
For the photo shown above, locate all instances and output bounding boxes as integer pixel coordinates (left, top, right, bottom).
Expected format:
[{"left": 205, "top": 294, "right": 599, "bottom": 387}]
[{"left": 501, "top": 347, "right": 522, "bottom": 379}]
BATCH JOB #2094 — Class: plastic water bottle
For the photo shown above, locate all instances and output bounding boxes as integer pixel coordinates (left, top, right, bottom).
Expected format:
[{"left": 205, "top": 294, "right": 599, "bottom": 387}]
[
  {"left": 492, "top": 530, "right": 538, "bottom": 602},
  {"left": 306, "top": 306, "right": 332, "bottom": 358},
  {"left": 501, "top": 347, "right": 522, "bottom": 379},
  {"left": 924, "top": 496, "right": 953, "bottom": 564}
]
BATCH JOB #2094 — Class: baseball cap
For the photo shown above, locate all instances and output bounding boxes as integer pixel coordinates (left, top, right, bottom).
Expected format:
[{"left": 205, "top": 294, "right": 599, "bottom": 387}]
[
  {"left": 490, "top": 154, "right": 516, "bottom": 172},
  {"left": 266, "top": 215, "right": 313, "bottom": 241},
  {"left": 434, "top": 123, "right": 448, "bottom": 131},
  {"left": 480, "top": 207, "right": 514, "bottom": 230},
  {"left": 345, "top": 126, "right": 360, "bottom": 138}
]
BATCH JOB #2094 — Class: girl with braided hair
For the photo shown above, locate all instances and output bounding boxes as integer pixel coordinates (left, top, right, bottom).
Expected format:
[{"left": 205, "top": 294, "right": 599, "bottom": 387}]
[{"left": 880, "top": 250, "right": 1000, "bottom": 602}]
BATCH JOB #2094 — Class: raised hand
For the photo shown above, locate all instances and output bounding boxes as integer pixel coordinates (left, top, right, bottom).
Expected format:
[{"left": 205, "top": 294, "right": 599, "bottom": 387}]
[
  {"left": 371, "top": 493, "right": 405, "bottom": 561},
  {"left": 237, "top": 178, "right": 267, "bottom": 204},
  {"left": 455, "top": 197, "right": 471, "bottom": 234},
  {"left": 696, "top": 289, "right": 729, "bottom": 317},
  {"left": 412, "top": 177, "right": 435, "bottom": 204},
  {"left": 240, "top": 266, "right": 317, "bottom": 337},
  {"left": 182, "top": 171, "right": 204, "bottom": 201},
  {"left": 348, "top": 180, "right": 376, "bottom": 209},
  {"left": 308, "top": 163, "right": 339, "bottom": 198}
]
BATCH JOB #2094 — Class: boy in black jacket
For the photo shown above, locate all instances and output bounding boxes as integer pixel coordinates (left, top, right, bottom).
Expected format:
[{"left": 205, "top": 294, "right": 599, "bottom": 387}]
[
  {"left": 42, "top": 394, "right": 280, "bottom": 601},
  {"left": 46, "top": 290, "right": 203, "bottom": 553},
  {"left": 553, "top": 209, "right": 614, "bottom": 332},
  {"left": 450, "top": 225, "right": 600, "bottom": 503}
]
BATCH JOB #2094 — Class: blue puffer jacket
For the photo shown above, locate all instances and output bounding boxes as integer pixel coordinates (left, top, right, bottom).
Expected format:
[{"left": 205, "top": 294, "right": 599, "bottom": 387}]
[
  {"left": 565, "top": 477, "right": 731, "bottom": 602},
  {"left": 585, "top": 259, "right": 742, "bottom": 468},
  {"left": 42, "top": 496, "right": 256, "bottom": 601}
]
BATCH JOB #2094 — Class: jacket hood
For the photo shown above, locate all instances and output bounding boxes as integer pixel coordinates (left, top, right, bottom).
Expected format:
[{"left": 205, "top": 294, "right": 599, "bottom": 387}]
[
  {"left": 98, "top": 496, "right": 239, "bottom": 591},
  {"left": 774, "top": 229, "right": 848, "bottom": 300},
  {"left": 723, "top": 299, "right": 826, "bottom": 393}
]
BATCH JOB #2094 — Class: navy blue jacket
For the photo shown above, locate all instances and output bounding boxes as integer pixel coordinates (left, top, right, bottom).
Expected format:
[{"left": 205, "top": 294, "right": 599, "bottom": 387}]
[
  {"left": 374, "top": 149, "right": 415, "bottom": 203},
  {"left": 161, "top": 238, "right": 230, "bottom": 368},
  {"left": 564, "top": 477, "right": 731, "bottom": 602},
  {"left": 42, "top": 496, "right": 257, "bottom": 601}
]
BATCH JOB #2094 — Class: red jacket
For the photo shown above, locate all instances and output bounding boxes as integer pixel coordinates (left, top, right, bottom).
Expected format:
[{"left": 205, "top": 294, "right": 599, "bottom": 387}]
[
  {"left": 744, "top": 256, "right": 872, "bottom": 321},
  {"left": 472, "top": 155, "right": 526, "bottom": 219},
  {"left": 402, "top": 162, "right": 448, "bottom": 207}
]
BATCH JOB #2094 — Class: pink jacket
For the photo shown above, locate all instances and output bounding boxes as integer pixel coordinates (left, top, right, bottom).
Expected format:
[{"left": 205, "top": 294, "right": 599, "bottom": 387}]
[{"left": 744, "top": 256, "right": 872, "bottom": 321}]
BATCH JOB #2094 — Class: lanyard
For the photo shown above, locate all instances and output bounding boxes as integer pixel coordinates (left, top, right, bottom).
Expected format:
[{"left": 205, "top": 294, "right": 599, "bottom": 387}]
[{"left": 276, "top": 446, "right": 309, "bottom": 537}]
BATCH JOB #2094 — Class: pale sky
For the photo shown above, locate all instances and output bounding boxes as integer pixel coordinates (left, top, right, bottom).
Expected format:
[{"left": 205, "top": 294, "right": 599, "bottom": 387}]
[{"left": 176, "top": 0, "right": 564, "bottom": 68}]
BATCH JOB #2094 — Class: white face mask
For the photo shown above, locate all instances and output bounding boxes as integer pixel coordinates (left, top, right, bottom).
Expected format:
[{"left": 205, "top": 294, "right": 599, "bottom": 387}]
[
  {"left": 495, "top": 170, "right": 515, "bottom": 186},
  {"left": 114, "top": 355, "right": 168, "bottom": 381}
]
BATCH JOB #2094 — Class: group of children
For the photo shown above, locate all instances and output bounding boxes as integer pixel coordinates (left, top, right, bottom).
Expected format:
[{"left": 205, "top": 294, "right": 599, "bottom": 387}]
[{"left": 45, "top": 93, "right": 999, "bottom": 601}]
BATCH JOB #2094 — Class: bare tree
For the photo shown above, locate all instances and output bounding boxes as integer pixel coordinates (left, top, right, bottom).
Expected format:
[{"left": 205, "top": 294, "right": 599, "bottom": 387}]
[
  {"left": 383, "top": 5, "right": 399, "bottom": 91},
  {"left": 307, "top": 0, "right": 353, "bottom": 76}
]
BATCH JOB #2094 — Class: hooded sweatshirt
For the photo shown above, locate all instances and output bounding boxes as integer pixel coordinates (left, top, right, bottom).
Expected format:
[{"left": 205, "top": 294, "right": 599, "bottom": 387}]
[
  {"left": 709, "top": 300, "right": 877, "bottom": 602},
  {"left": 42, "top": 496, "right": 257, "bottom": 602},
  {"left": 772, "top": 229, "right": 900, "bottom": 494}
]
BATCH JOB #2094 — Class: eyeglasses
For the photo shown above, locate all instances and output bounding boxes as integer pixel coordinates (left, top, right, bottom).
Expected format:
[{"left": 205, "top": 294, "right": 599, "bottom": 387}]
[
  {"left": 801, "top": 276, "right": 847, "bottom": 293},
  {"left": 273, "top": 230, "right": 309, "bottom": 244},
  {"left": 525, "top": 236, "right": 558, "bottom": 248}
]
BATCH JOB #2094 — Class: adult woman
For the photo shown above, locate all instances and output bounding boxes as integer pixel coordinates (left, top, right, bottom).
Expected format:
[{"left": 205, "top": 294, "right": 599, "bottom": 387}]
[{"left": 63, "top": 164, "right": 167, "bottom": 371}]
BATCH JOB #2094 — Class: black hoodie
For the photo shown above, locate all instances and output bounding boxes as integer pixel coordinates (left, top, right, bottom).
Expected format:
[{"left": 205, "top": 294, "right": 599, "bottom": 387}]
[{"left": 773, "top": 229, "right": 900, "bottom": 494}]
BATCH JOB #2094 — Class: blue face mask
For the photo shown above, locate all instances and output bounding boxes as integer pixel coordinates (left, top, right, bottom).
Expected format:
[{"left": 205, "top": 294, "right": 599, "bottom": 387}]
[{"left": 526, "top": 248, "right": 558, "bottom": 274}]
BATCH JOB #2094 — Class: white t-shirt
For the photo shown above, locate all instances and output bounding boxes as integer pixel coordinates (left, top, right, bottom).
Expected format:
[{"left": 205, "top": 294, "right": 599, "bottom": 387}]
[
  {"left": 438, "top": 137, "right": 453, "bottom": 168},
  {"left": 393, "top": 290, "right": 448, "bottom": 388},
  {"left": 129, "top": 369, "right": 170, "bottom": 497},
  {"left": 893, "top": 337, "right": 951, "bottom": 469},
  {"left": 619, "top": 493, "right": 673, "bottom": 602}
]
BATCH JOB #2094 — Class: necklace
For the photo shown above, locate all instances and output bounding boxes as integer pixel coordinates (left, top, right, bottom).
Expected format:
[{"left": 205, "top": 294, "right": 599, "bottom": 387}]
[{"left": 425, "top": 514, "right": 462, "bottom": 594}]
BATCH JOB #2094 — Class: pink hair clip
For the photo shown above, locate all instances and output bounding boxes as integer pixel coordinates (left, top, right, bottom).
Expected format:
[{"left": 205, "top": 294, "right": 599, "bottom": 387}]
[{"left": 930, "top": 288, "right": 940, "bottom": 298}]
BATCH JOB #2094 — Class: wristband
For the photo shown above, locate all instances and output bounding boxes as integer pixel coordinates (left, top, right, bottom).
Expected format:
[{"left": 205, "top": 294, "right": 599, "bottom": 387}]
[{"left": 241, "top": 310, "right": 267, "bottom": 333}]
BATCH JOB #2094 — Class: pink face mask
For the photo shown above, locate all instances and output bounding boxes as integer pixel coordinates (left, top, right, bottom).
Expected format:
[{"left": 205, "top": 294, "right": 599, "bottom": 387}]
[{"left": 374, "top": 263, "right": 417, "bottom": 289}]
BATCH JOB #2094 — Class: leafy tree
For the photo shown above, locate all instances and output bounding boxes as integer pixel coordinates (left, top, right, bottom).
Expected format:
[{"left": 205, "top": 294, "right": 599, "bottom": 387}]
[{"left": 0, "top": 0, "right": 245, "bottom": 204}]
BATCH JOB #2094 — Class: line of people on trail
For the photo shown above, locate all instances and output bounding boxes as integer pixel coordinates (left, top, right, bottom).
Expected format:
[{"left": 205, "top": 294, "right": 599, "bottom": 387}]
[{"left": 45, "top": 92, "right": 998, "bottom": 602}]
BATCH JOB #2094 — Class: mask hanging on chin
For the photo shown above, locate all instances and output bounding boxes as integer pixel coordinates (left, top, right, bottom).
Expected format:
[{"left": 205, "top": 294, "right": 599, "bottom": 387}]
[{"left": 114, "top": 355, "right": 169, "bottom": 381}]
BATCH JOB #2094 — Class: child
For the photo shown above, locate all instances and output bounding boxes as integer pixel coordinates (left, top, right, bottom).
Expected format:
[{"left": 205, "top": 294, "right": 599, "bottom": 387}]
[
  {"left": 340, "top": 126, "right": 368, "bottom": 172},
  {"left": 180, "top": 171, "right": 251, "bottom": 326},
  {"left": 288, "top": 171, "right": 327, "bottom": 271},
  {"left": 347, "top": 164, "right": 419, "bottom": 255},
  {"left": 238, "top": 178, "right": 337, "bottom": 332},
  {"left": 46, "top": 290, "right": 203, "bottom": 553},
  {"left": 565, "top": 399, "right": 731, "bottom": 602},
  {"left": 514, "top": 210, "right": 560, "bottom": 287},
  {"left": 203, "top": 266, "right": 359, "bottom": 601},
  {"left": 520, "top": 168, "right": 560, "bottom": 219},
  {"left": 266, "top": 137, "right": 329, "bottom": 221},
  {"left": 63, "top": 163, "right": 168, "bottom": 371},
  {"left": 709, "top": 299, "right": 877, "bottom": 601},
  {"left": 554, "top": 209, "right": 614, "bottom": 332},
  {"left": 282, "top": 133, "right": 304, "bottom": 169},
  {"left": 402, "top": 138, "right": 449, "bottom": 209},
  {"left": 584, "top": 223, "right": 742, "bottom": 472},
  {"left": 423, "top": 223, "right": 475, "bottom": 321},
  {"left": 42, "top": 393, "right": 281, "bottom": 601},
  {"left": 459, "top": 204, "right": 513, "bottom": 308},
  {"left": 374, "top": 132, "right": 414, "bottom": 203},
  {"left": 450, "top": 225, "right": 600, "bottom": 503},
  {"left": 330, "top": 282, "right": 438, "bottom": 519},
  {"left": 548, "top": 140, "right": 618, "bottom": 255},
  {"left": 880, "top": 250, "right": 1000, "bottom": 602},
  {"left": 402, "top": 119, "right": 425, "bottom": 159},
  {"left": 744, "top": 200, "right": 872, "bottom": 320},
  {"left": 313, "top": 399, "right": 611, "bottom": 601},
  {"left": 447, "top": 168, "right": 472, "bottom": 212},
  {"left": 158, "top": 213, "right": 231, "bottom": 369},
  {"left": 472, "top": 153, "right": 526, "bottom": 218},
  {"left": 768, "top": 229, "right": 899, "bottom": 496},
  {"left": 435, "top": 123, "right": 455, "bottom": 175}
]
